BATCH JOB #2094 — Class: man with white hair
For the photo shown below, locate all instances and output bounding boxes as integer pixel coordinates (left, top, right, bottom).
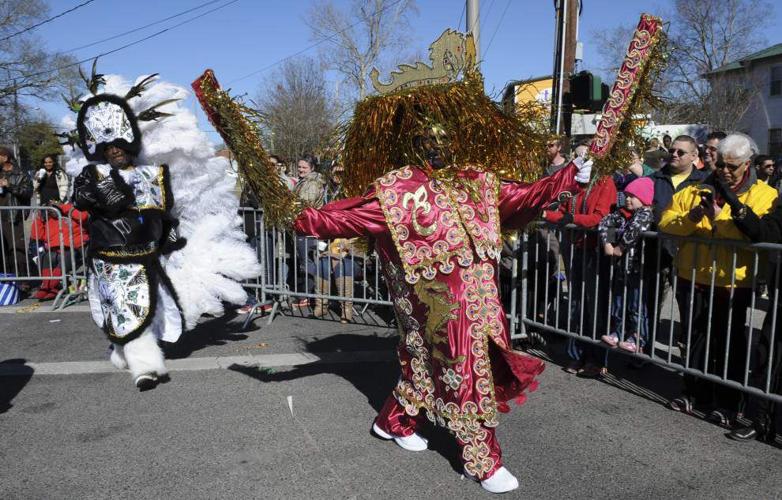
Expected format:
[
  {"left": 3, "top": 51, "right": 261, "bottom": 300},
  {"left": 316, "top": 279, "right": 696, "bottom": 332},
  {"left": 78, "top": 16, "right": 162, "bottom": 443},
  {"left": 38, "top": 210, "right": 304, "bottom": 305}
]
[{"left": 659, "top": 133, "right": 779, "bottom": 424}]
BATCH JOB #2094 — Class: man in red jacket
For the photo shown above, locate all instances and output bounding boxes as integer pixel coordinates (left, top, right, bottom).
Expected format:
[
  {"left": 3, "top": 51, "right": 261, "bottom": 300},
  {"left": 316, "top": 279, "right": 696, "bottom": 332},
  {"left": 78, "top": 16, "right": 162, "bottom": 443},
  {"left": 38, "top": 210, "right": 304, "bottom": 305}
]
[{"left": 542, "top": 175, "right": 617, "bottom": 377}]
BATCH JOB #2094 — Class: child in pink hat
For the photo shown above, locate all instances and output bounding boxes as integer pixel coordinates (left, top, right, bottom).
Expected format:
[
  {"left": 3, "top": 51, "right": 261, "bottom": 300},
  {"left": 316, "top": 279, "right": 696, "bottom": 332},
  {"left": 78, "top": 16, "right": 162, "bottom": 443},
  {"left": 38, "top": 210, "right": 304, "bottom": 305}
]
[{"left": 598, "top": 177, "right": 655, "bottom": 354}]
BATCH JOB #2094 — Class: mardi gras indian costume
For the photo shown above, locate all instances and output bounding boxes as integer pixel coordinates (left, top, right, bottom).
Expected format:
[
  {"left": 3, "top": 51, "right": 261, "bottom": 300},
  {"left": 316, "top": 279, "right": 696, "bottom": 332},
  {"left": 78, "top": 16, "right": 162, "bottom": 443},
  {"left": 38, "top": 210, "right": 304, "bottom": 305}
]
[
  {"left": 295, "top": 33, "right": 594, "bottom": 493},
  {"left": 68, "top": 67, "right": 261, "bottom": 390}
]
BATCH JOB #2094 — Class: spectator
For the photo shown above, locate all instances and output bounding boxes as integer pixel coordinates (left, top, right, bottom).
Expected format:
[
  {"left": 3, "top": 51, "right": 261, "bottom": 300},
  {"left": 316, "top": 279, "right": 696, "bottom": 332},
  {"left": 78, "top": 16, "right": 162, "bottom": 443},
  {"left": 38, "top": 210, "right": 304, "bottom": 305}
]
[
  {"left": 614, "top": 149, "right": 654, "bottom": 196},
  {"left": 643, "top": 135, "right": 708, "bottom": 328},
  {"left": 313, "top": 161, "right": 358, "bottom": 323},
  {"left": 702, "top": 131, "right": 727, "bottom": 171},
  {"left": 659, "top": 133, "right": 778, "bottom": 426},
  {"left": 543, "top": 173, "right": 616, "bottom": 377},
  {"left": 0, "top": 153, "right": 33, "bottom": 285},
  {"left": 662, "top": 134, "right": 672, "bottom": 152},
  {"left": 32, "top": 155, "right": 70, "bottom": 206},
  {"left": 770, "top": 159, "right": 782, "bottom": 193},
  {"left": 545, "top": 136, "right": 568, "bottom": 176},
  {"left": 754, "top": 154, "right": 774, "bottom": 184},
  {"left": 528, "top": 139, "right": 573, "bottom": 323},
  {"left": 717, "top": 179, "right": 782, "bottom": 443},
  {"left": 292, "top": 154, "right": 326, "bottom": 308},
  {"left": 599, "top": 177, "right": 655, "bottom": 354},
  {"left": 271, "top": 155, "right": 297, "bottom": 190},
  {"left": 28, "top": 203, "right": 88, "bottom": 301}
]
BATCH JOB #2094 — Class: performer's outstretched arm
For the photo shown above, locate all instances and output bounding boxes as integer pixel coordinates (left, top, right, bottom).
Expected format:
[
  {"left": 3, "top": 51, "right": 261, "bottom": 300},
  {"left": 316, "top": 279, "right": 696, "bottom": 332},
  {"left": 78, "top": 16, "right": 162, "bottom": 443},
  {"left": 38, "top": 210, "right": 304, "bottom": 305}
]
[
  {"left": 293, "top": 192, "right": 386, "bottom": 239},
  {"left": 498, "top": 163, "right": 580, "bottom": 229}
]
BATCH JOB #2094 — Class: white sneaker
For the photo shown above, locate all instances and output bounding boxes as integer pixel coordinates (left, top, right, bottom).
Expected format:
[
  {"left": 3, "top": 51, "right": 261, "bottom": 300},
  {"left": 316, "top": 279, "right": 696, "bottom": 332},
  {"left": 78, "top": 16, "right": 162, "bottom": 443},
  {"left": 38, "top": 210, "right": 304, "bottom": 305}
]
[
  {"left": 371, "top": 422, "right": 428, "bottom": 451},
  {"left": 477, "top": 466, "right": 519, "bottom": 494}
]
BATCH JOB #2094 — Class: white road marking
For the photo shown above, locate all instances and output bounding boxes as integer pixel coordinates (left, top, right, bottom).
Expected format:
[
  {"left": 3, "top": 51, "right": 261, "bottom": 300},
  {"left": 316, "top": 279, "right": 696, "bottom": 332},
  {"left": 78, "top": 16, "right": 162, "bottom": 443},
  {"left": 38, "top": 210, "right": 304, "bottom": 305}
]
[{"left": 0, "top": 350, "right": 396, "bottom": 377}]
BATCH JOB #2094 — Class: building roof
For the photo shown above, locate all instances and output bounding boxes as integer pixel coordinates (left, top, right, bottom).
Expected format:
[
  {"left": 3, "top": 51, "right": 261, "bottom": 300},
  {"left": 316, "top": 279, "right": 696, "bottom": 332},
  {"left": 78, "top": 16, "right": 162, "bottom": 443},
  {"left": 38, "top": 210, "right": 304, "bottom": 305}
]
[{"left": 706, "top": 43, "right": 782, "bottom": 75}]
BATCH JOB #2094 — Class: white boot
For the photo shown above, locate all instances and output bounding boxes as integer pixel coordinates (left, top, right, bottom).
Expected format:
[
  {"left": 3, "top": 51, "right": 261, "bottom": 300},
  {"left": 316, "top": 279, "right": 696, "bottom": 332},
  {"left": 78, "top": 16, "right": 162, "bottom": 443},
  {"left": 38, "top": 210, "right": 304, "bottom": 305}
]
[
  {"left": 372, "top": 422, "right": 428, "bottom": 452},
  {"left": 468, "top": 466, "right": 519, "bottom": 494},
  {"left": 109, "top": 344, "right": 128, "bottom": 370},
  {"left": 124, "top": 330, "right": 168, "bottom": 390}
]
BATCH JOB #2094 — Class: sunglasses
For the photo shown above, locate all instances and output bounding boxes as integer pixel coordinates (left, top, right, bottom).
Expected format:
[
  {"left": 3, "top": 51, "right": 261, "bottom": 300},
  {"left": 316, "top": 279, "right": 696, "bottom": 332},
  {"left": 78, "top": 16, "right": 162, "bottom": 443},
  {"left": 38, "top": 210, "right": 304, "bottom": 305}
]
[
  {"left": 671, "top": 148, "right": 692, "bottom": 157},
  {"left": 716, "top": 161, "right": 744, "bottom": 172}
]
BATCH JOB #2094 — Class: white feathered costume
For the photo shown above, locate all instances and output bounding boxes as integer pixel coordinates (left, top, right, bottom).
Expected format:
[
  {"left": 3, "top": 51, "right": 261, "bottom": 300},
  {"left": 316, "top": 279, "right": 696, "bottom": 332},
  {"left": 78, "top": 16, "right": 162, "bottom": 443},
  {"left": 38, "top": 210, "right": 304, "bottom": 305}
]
[{"left": 64, "top": 74, "right": 261, "bottom": 388}]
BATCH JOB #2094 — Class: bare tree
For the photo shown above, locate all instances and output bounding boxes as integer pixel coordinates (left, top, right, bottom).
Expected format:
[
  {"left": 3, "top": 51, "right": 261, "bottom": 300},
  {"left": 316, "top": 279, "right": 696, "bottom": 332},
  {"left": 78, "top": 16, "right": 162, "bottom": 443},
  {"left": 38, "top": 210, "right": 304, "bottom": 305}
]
[
  {"left": 592, "top": 0, "right": 773, "bottom": 127},
  {"left": 0, "top": 0, "right": 80, "bottom": 143},
  {"left": 254, "top": 56, "right": 337, "bottom": 165},
  {"left": 306, "top": 0, "right": 418, "bottom": 101}
]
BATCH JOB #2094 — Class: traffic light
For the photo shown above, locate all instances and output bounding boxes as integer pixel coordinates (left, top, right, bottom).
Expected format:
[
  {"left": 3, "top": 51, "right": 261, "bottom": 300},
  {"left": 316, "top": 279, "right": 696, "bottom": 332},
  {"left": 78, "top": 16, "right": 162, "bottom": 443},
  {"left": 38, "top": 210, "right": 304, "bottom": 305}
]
[{"left": 569, "top": 71, "right": 607, "bottom": 112}]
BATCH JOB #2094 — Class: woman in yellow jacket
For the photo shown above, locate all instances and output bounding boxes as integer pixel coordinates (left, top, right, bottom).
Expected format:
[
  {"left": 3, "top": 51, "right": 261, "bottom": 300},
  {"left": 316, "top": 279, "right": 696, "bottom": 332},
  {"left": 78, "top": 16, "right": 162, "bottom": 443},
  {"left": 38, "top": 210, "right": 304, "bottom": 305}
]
[{"left": 659, "top": 133, "right": 778, "bottom": 425}]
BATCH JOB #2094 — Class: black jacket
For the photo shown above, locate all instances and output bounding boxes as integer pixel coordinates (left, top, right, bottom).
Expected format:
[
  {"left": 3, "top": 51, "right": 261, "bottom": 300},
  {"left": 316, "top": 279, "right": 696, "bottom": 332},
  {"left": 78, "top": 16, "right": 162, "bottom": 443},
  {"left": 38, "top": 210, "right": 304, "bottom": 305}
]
[
  {"left": 649, "top": 165, "right": 709, "bottom": 224},
  {"left": 0, "top": 168, "right": 33, "bottom": 223}
]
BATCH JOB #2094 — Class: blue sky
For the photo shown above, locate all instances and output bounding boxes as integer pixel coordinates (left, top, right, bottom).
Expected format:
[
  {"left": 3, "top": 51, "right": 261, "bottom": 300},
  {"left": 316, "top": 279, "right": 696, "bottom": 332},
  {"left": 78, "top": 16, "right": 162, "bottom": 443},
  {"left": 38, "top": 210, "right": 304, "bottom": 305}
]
[{"left": 32, "top": 0, "right": 782, "bottom": 140}]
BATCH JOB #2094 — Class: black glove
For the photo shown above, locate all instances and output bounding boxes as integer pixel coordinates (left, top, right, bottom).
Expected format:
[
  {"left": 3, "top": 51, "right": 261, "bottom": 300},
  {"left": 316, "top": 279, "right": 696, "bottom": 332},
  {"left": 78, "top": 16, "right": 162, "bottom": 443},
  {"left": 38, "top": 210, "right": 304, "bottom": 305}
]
[
  {"left": 160, "top": 216, "right": 187, "bottom": 254},
  {"left": 95, "top": 169, "right": 135, "bottom": 214},
  {"left": 560, "top": 212, "right": 574, "bottom": 226},
  {"left": 713, "top": 178, "right": 742, "bottom": 212},
  {"left": 72, "top": 169, "right": 99, "bottom": 210}
]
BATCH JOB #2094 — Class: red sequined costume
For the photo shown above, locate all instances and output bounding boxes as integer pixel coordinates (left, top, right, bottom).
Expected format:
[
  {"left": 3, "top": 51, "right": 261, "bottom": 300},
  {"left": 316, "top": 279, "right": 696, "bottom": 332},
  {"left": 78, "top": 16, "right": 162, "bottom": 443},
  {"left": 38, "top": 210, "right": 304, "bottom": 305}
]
[{"left": 294, "top": 162, "right": 578, "bottom": 479}]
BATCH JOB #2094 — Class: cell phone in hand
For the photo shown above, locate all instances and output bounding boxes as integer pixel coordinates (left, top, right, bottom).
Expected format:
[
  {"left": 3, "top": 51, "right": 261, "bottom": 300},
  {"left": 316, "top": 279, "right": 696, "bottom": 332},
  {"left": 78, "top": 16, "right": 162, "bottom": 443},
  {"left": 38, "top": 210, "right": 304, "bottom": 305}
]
[{"left": 699, "top": 189, "right": 714, "bottom": 206}]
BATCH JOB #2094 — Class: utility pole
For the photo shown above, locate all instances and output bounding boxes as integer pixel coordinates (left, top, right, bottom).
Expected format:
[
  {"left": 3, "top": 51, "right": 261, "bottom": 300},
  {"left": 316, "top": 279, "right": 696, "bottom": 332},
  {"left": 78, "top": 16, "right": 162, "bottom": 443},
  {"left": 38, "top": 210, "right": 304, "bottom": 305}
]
[
  {"left": 550, "top": 0, "right": 579, "bottom": 136},
  {"left": 466, "top": 0, "right": 480, "bottom": 67}
]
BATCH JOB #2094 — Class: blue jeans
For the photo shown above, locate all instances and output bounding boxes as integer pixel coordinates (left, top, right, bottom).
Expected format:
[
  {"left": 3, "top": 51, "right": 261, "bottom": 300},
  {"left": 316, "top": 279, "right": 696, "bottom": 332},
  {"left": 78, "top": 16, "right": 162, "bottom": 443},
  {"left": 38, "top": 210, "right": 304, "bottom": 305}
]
[
  {"left": 610, "top": 271, "right": 649, "bottom": 345},
  {"left": 318, "top": 256, "right": 355, "bottom": 279}
]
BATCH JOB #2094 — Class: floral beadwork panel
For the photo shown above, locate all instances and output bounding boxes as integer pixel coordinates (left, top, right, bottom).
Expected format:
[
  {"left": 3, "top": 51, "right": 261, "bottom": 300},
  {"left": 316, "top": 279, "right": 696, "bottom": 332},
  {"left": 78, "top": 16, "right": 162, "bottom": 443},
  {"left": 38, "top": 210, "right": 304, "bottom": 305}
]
[{"left": 92, "top": 258, "right": 152, "bottom": 339}]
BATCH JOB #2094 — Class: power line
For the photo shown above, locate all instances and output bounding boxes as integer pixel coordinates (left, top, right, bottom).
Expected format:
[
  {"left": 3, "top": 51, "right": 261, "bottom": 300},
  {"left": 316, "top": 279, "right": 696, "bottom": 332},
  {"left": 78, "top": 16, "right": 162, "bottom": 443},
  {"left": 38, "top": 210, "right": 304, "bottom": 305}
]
[
  {"left": 226, "top": 0, "right": 406, "bottom": 85},
  {"left": 64, "top": 0, "right": 224, "bottom": 54},
  {"left": 457, "top": 2, "right": 466, "bottom": 30},
  {"left": 482, "top": 0, "right": 512, "bottom": 59},
  {"left": 1, "top": 0, "right": 240, "bottom": 85},
  {"left": 0, "top": 0, "right": 98, "bottom": 43}
]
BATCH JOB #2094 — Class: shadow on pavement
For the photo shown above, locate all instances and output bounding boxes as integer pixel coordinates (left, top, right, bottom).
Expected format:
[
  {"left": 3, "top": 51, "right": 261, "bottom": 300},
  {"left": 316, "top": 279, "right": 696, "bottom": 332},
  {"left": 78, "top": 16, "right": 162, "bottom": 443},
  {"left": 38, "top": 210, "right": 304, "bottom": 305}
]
[
  {"left": 228, "top": 332, "right": 471, "bottom": 475},
  {"left": 0, "top": 359, "right": 34, "bottom": 414},
  {"left": 162, "top": 311, "right": 248, "bottom": 359}
]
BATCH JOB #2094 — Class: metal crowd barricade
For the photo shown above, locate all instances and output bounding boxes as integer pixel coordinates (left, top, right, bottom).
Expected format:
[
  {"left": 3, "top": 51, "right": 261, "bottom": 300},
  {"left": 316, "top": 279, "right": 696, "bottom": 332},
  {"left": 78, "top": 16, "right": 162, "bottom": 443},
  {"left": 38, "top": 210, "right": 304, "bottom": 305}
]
[
  {"left": 515, "top": 221, "right": 782, "bottom": 405},
  {"left": 237, "top": 207, "right": 393, "bottom": 328},
  {"left": 0, "top": 206, "right": 70, "bottom": 310}
]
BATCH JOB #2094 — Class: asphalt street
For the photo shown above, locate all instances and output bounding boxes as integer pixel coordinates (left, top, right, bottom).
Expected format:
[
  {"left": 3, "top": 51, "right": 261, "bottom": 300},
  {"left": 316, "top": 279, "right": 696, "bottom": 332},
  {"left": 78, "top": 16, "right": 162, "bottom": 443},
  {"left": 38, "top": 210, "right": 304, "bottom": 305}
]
[{"left": 1, "top": 302, "right": 780, "bottom": 499}]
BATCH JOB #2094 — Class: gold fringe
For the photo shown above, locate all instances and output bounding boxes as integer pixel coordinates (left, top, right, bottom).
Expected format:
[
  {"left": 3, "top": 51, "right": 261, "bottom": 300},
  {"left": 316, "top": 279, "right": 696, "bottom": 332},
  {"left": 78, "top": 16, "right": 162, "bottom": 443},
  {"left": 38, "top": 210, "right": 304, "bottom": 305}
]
[
  {"left": 341, "top": 74, "right": 550, "bottom": 197},
  {"left": 192, "top": 70, "right": 301, "bottom": 227}
]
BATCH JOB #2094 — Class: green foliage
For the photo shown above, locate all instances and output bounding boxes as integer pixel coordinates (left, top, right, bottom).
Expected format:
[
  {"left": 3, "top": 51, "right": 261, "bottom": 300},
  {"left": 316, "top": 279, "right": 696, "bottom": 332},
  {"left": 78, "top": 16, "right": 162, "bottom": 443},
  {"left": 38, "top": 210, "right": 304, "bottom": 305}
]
[{"left": 16, "top": 121, "right": 63, "bottom": 171}]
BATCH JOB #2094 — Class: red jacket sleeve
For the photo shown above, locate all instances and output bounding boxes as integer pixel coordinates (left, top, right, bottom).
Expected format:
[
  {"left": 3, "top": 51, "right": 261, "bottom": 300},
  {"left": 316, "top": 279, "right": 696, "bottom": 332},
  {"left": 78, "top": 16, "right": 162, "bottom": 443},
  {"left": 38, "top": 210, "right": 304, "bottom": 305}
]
[
  {"left": 499, "top": 163, "right": 579, "bottom": 229},
  {"left": 293, "top": 191, "right": 387, "bottom": 239},
  {"left": 571, "top": 177, "right": 616, "bottom": 229}
]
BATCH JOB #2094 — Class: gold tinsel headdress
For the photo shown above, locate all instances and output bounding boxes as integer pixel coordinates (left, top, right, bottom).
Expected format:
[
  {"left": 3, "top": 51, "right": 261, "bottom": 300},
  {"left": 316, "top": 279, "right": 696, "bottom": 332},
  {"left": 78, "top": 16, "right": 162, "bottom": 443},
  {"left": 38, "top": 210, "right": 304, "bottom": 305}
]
[{"left": 341, "top": 29, "right": 550, "bottom": 197}]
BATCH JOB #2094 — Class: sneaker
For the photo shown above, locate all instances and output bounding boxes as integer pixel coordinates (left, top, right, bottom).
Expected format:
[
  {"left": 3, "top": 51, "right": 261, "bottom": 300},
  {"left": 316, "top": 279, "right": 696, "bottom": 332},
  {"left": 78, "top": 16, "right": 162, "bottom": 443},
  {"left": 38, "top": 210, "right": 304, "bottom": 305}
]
[
  {"left": 669, "top": 395, "right": 693, "bottom": 414},
  {"left": 135, "top": 373, "right": 159, "bottom": 391},
  {"left": 707, "top": 408, "right": 733, "bottom": 429},
  {"left": 601, "top": 333, "right": 619, "bottom": 347},
  {"left": 371, "top": 422, "right": 428, "bottom": 452},
  {"left": 618, "top": 336, "right": 643, "bottom": 353},
  {"left": 465, "top": 466, "right": 519, "bottom": 494},
  {"left": 291, "top": 298, "right": 310, "bottom": 308},
  {"left": 237, "top": 302, "right": 272, "bottom": 314}
]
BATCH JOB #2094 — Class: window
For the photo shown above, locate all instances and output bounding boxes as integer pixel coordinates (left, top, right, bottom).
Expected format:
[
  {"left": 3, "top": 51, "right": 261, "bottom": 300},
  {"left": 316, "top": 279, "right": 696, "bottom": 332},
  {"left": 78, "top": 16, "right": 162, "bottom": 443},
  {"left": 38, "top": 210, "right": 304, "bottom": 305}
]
[
  {"left": 770, "top": 128, "right": 782, "bottom": 157},
  {"left": 771, "top": 66, "right": 782, "bottom": 96}
]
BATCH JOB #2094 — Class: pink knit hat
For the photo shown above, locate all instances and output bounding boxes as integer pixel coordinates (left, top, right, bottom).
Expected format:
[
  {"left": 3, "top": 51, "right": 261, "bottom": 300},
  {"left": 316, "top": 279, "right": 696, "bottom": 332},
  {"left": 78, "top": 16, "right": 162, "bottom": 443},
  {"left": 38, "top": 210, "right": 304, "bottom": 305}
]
[{"left": 624, "top": 177, "right": 654, "bottom": 206}]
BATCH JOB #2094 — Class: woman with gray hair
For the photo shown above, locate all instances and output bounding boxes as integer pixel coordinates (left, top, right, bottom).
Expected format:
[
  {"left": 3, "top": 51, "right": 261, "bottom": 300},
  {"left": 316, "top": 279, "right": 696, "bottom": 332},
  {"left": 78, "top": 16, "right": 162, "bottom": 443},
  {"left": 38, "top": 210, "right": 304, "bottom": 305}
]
[
  {"left": 712, "top": 140, "right": 782, "bottom": 443},
  {"left": 659, "top": 133, "right": 779, "bottom": 427}
]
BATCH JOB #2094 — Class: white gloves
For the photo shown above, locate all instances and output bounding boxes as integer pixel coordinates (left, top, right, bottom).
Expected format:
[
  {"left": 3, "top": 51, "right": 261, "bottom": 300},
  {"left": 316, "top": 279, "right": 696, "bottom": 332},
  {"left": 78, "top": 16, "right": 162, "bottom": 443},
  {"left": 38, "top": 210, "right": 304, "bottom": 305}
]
[{"left": 573, "top": 155, "right": 593, "bottom": 184}]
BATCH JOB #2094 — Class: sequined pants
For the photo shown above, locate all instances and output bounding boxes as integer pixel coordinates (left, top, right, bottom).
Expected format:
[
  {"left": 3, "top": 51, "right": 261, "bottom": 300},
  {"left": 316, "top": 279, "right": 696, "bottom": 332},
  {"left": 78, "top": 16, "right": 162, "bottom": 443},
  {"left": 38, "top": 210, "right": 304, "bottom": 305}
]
[{"left": 374, "top": 394, "right": 503, "bottom": 480}]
